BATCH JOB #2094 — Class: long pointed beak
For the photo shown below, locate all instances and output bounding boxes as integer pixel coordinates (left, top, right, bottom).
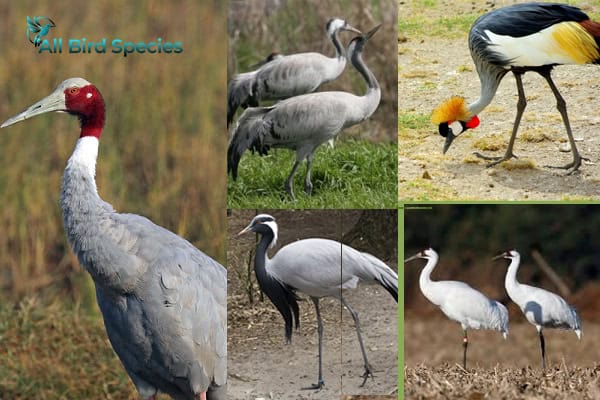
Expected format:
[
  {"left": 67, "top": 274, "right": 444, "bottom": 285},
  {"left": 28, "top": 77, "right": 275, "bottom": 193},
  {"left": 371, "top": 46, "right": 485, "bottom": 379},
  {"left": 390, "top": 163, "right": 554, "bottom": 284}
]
[
  {"left": 344, "top": 24, "right": 362, "bottom": 35},
  {"left": 404, "top": 254, "right": 421, "bottom": 263},
  {"left": 238, "top": 224, "right": 253, "bottom": 236},
  {"left": 443, "top": 131, "right": 456, "bottom": 154},
  {"left": 364, "top": 24, "right": 382, "bottom": 40},
  {"left": 492, "top": 253, "right": 506, "bottom": 261},
  {"left": 1, "top": 89, "right": 66, "bottom": 128}
]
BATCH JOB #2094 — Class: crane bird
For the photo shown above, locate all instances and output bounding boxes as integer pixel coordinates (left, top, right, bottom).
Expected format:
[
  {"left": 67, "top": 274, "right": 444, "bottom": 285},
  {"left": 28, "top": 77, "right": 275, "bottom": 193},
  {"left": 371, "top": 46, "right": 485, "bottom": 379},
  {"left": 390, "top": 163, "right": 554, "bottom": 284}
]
[
  {"left": 227, "top": 18, "right": 362, "bottom": 127},
  {"left": 238, "top": 213, "right": 398, "bottom": 389},
  {"left": 494, "top": 250, "right": 581, "bottom": 369},
  {"left": 405, "top": 248, "right": 509, "bottom": 369},
  {"left": 228, "top": 25, "right": 381, "bottom": 199},
  {"left": 1, "top": 78, "right": 226, "bottom": 400},
  {"left": 432, "top": 2, "right": 600, "bottom": 173}
]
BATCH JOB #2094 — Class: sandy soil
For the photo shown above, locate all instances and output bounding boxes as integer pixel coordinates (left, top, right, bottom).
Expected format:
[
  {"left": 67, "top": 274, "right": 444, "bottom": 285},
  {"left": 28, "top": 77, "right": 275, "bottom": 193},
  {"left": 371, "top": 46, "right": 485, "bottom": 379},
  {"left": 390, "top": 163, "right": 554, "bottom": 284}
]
[
  {"left": 227, "top": 210, "right": 398, "bottom": 399},
  {"left": 398, "top": 0, "right": 600, "bottom": 200}
]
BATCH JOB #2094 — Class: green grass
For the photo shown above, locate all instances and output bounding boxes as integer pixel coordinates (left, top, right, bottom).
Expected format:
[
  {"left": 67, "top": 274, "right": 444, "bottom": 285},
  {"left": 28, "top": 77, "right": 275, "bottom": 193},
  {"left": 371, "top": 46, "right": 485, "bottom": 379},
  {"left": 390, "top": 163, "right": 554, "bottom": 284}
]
[
  {"left": 0, "top": 298, "right": 174, "bottom": 399},
  {"left": 399, "top": 14, "right": 477, "bottom": 38},
  {"left": 228, "top": 140, "right": 397, "bottom": 208}
]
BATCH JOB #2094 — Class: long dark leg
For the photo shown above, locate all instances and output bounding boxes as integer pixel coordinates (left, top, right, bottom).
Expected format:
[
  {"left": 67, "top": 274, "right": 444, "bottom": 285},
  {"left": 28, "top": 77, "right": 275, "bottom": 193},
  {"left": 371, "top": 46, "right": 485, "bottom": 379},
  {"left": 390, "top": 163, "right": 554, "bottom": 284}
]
[
  {"left": 462, "top": 329, "right": 468, "bottom": 369},
  {"left": 302, "top": 298, "right": 324, "bottom": 390},
  {"left": 474, "top": 71, "right": 525, "bottom": 166},
  {"left": 304, "top": 152, "right": 314, "bottom": 195},
  {"left": 539, "top": 329, "right": 546, "bottom": 370},
  {"left": 538, "top": 69, "right": 589, "bottom": 173},
  {"left": 285, "top": 160, "right": 301, "bottom": 200},
  {"left": 341, "top": 297, "right": 373, "bottom": 386}
]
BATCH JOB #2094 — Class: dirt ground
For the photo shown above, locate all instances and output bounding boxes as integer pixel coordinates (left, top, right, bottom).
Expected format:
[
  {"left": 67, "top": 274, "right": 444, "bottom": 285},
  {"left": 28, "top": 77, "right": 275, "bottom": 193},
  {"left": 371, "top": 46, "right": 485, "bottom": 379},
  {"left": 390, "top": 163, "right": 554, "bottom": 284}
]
[
  {"left": 398, "top": 0, "right": 600, "bottom": 200},
  {"left": 227, "top": 210, "right": 398, "bottom": 400},
  {"left": 404, "top": 319, "right": 600, "bottom": 399}
]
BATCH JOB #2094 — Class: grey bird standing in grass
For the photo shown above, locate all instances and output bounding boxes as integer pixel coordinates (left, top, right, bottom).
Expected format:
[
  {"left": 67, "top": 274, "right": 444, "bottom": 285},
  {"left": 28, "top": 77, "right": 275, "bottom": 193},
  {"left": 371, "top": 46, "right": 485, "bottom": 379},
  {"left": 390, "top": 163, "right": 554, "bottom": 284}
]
[
  {"left": 228, "top": 25, "right": 382, "bottom": 200},
  {"left": 238, "top": 213, "right": 397, "bottom": 389},
  {"left": 227, "top": 18, "right": 362, "bottom": 127},
  {"left": 494, "top": 250, "right": 581, "bottom": 369},
  {"left": 1, "top": 78, "right": 226, "bottom": 400}
]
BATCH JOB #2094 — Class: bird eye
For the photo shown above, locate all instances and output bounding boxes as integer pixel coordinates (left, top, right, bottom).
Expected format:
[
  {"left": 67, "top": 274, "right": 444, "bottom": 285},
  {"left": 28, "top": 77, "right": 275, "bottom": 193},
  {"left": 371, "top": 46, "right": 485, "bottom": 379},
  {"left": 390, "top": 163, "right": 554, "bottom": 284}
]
[{"left": 69, "top": 87, "right": 80, "bottom": 95}]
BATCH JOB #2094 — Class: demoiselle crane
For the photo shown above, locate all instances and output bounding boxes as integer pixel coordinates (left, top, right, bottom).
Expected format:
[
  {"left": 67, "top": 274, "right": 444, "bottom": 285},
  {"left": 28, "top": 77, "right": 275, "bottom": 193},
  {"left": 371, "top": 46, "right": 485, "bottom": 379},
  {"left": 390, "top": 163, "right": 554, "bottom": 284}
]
[
  {"left": 405, "top": 248, "right": 509, "bottom": 369},
  {"left": 227, "top": 18, "right": 362, "bottom": 127},
  {"left": 228, "top": 25, "right": 381, "bottom": 199},
  {"left": 1, "top": 78, "right": 226, "bottom": 400},
  {"left": 432, "top": 2, "right": 600, "bottom": 173},
  {"left": 238, "top": 213, "right": 397, "bottom": 389},
  {"left": 494, "top": 250, "right": 581, "bottom": 369}
]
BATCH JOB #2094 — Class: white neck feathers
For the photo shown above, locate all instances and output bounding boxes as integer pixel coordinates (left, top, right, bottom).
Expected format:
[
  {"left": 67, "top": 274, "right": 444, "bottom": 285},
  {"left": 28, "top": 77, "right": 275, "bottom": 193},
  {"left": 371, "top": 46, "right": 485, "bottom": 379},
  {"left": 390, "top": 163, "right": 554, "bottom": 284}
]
[{"left": 66, "top": 136, "right": 99, "bottom": 190}]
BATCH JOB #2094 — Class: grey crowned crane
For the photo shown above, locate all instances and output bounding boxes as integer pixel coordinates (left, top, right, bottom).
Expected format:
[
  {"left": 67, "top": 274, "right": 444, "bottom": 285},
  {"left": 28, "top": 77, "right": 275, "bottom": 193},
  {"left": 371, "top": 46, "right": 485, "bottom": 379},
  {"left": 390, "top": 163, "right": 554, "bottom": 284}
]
[
  {"left": 227, "top": 18, "right": 361, "bottom": 127},
  {"left": 228, "top": 25, "right": 381, "bottom": 199},
  {"left": 432, "top": 2, "right": 600, "bottom": 173},
  {"left": 494, "top": 250, "right": 581, "bottom": 369},
  {"left": 405, "top": 248, "right": 508, "bottom": 369},
  {"left": 1, "top": 78, "right": 226, "bottom": 400},
  {"left": 238, "top": 213, "right": 397, "bottom": 389}
]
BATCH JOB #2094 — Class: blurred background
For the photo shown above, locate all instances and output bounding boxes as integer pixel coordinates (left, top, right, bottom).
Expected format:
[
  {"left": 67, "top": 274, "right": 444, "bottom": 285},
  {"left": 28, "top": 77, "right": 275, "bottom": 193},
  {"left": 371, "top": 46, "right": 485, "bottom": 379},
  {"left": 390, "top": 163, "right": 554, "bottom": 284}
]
[
  {"left": 228, "top": 0, "right": 397, "bottom": 142},
  {"left": 0, "top": 1, "right": 225, "bottom": 398},
  {"left": 404, "top": 204, "right": 600, "bottom": 368}
]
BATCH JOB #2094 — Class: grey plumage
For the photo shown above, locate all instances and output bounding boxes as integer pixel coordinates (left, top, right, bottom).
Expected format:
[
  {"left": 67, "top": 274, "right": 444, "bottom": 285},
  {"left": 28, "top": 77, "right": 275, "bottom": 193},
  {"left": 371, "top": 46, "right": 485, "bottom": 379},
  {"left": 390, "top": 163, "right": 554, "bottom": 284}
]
[
  {"left": 239, "top": 213, "right": 397, "bottom": 389},
  {"left": 227, "top": 18, "right": 361, "bottom": 127},
  {"left": 228, "top": 25, "right": 382, "bottom": 199},
  {"left": 1, "top": 77, "right": 226, "bottom": 400}
]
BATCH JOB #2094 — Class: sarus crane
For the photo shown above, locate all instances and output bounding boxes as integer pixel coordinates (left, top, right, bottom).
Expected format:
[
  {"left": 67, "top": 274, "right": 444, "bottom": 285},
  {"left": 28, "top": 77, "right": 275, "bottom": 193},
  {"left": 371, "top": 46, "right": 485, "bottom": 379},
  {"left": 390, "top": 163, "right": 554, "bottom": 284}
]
[
  {"left": 494, "top": 250, "right": 581, "bottom": 369},
  {"left": 432, "top": 2, "right": 600, "bottom": 173},
  {"left": 228, "top": 25, "right": 381, "bottom": 199},
  {"left": 238, "top": 213, "right": 397, "bottom": 389},
  {"left": 405, "top": 248, "right": 509, "bottom": 369},
  {"left": 227, "top": 18, "right": 361, "bottom": 127},
  {"left": 1, "top": 78, "right": 226, "bottom": 400}
]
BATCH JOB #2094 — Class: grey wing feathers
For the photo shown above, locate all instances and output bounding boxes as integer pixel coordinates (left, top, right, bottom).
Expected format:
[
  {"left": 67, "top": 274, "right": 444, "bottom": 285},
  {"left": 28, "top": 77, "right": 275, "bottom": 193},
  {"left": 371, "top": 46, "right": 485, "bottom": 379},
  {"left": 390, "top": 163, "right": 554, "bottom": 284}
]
[
  {"left": 227, "top": 107, "right": 274, "bottom": 179},
  {"left": 490, "top": 300, "right": 509, "bottom": 336},
  {"left": 227, "top": 71, "right": 258, "bottom": 128},
  {"left": 354, "top": 251, "right": 398, "bottom": 301},
  {"left": 105, "top": 213, "right": 227, "bottom": 393}
]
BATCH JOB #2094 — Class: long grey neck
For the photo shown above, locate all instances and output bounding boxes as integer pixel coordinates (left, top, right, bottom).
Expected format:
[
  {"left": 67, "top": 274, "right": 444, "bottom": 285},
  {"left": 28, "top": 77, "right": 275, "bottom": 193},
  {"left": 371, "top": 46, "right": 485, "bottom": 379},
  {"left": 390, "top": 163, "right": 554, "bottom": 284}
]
[
  {"left": 60, "top": 137, "right": 139, "bottom": 294},
  {"left": 468, "top": 64, "right": 506, "bottom": 116}
]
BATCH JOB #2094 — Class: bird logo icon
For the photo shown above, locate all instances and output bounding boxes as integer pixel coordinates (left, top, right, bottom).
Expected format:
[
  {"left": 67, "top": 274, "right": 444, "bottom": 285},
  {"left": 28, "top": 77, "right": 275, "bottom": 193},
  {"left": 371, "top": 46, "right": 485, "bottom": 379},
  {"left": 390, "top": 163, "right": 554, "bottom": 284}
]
[{"left": 26, "top": 16, "right": 56, "bottom": 47}]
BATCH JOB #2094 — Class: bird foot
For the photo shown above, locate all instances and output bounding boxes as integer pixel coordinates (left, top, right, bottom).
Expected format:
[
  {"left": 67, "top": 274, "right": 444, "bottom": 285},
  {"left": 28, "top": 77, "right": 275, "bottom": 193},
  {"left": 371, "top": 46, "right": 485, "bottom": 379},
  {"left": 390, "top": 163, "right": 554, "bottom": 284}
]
[
  {"left": 473, "top": 152, "right": 518, "bottom": 167},
  {"left": 544, "top": 155, "right": 590, "bottom": 175},
  {"left": 304, "top": 182, "right": 313, "bottom": 196},
  {"left": 301, "top": 380, "right": 324, "bottom": 391},
  {"left": 359, "top": 364, "right": 375, "bottom": 387}
]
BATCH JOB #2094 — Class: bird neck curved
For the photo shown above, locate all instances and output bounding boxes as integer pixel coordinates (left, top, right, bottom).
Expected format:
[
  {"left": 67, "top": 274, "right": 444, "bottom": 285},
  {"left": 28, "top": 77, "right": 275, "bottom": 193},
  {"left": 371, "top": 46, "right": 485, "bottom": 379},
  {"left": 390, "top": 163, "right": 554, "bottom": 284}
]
[
  {"left": 253, "top": 232, "right": 274, "bottom": 283},
  {"left": 467, "top": 65, "right": 505, "bottom": 117},
  {"left": 352, "top": 51, "right": 379, "bottom": 91},
  {"left": 418, "top": 255, "right": 438, "bottom": 289},
  {"left": 330, "top": 29, "right": 345, "bottom": 59},
  {"left": 504, "top": 257, "right": 522, "bottom": 296}
]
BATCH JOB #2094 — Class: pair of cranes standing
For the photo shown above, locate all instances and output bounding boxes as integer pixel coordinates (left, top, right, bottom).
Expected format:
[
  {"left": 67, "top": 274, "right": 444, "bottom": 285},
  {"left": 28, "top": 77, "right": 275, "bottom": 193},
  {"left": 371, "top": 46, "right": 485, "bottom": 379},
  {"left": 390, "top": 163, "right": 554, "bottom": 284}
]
[
  {"left": 405, "top": 248, "right": 581, "bottom": 370},
  {"left": 227, "top": 18, "right": 382, "bottom": 199}
]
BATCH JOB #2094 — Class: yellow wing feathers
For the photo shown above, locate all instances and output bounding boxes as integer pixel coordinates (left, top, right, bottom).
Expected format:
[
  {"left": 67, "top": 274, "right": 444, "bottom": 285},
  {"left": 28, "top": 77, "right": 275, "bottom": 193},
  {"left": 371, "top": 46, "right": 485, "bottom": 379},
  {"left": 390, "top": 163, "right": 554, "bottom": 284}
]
[
  {"left": 552, "top": 21, "right": 599, "bottom": 64},
  {"left": 431, "top": 96, "right": 471, "bottom": 124}
]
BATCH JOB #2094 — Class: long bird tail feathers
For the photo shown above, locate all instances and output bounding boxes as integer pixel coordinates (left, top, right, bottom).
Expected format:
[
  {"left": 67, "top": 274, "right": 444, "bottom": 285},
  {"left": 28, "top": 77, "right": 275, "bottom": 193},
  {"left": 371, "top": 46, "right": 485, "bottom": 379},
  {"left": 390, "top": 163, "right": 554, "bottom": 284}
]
[
  {"left": 227, "top": 107, "right": 273, "bottom": 179},
  {"left": 491, "top": 300, "right": 510, "bottom": 339},
  {"left": 359, "top": 252, "right": 398, "bottom": 302},
  {"left": 227, "top": 72, "right": 257, "bottom": 127}
]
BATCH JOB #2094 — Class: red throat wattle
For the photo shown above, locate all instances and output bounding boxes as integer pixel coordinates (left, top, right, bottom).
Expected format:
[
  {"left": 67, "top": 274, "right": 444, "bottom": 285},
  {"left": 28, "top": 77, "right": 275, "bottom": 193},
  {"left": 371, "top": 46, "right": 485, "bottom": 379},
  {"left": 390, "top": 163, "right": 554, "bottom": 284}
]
[
  {"left": 466, "top": 115, "right": 480, "bottom": 129},
  {"left": 64, "top": 84, "right": 105, "bottom": 139}
]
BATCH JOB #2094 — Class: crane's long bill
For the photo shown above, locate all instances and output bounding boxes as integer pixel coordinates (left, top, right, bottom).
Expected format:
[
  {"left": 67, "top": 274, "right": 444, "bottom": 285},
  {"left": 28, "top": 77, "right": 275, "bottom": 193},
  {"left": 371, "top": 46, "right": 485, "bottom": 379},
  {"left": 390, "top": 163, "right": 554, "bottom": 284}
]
[
  {"left": 443, "top": 131, "right": 456, "bottom": 154},
  {"left": 1, "top": 90, "right": 66, "bottom": 128},
  {"left": 404, "top": 254, "right": 421, "bottom": 263},
  {"left": 238, "top": 224, "right": 253, "bottom": 236},
  {"left": 492, "top": 253, "right": 507, "bottom": 261},
  {"left": 364, "top": 24, "right": 382, "bottom": 40},
  {"left": 345, "top": 24, "right": 362, "bottom": 35}
]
